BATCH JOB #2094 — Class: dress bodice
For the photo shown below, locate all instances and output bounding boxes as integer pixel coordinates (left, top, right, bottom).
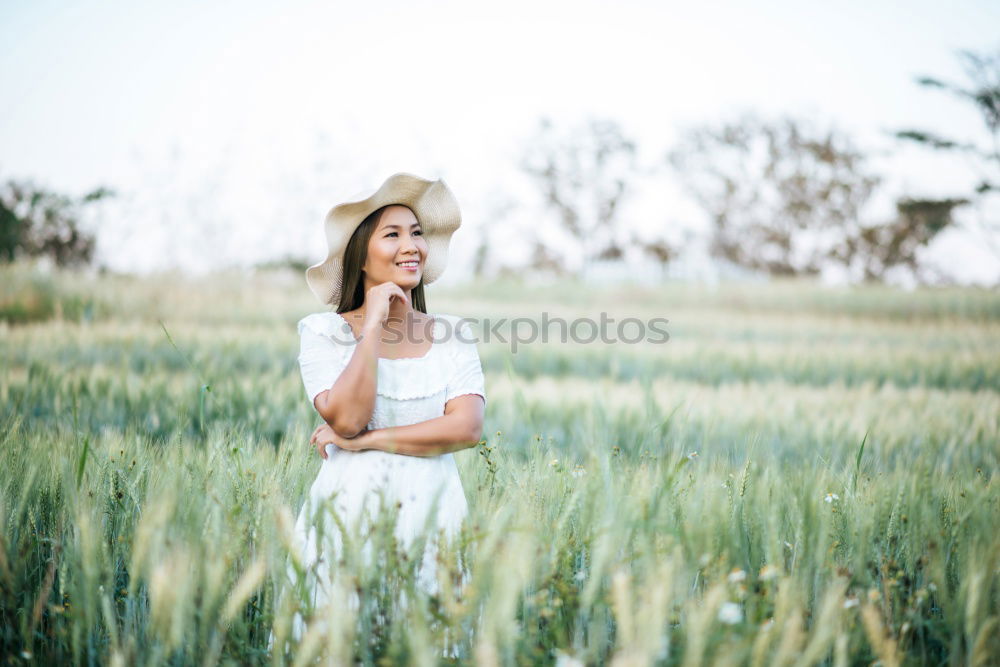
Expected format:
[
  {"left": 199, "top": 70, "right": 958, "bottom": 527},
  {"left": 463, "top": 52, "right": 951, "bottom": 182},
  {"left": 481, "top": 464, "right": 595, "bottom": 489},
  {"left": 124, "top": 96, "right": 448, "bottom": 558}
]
[
  {"left": 298, "top": 311, "right": 486, "bottom": 429},
  {"left": 296, "top": 310, "right": 487, "bottom": 431}
]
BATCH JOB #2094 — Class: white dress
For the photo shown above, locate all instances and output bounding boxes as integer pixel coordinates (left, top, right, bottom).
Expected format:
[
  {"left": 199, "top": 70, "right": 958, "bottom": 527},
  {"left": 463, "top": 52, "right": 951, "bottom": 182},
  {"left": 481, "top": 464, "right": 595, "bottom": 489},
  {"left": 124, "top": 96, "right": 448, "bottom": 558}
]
[{"left": 282, "top": 310, "right": 486, "bottom": 643}]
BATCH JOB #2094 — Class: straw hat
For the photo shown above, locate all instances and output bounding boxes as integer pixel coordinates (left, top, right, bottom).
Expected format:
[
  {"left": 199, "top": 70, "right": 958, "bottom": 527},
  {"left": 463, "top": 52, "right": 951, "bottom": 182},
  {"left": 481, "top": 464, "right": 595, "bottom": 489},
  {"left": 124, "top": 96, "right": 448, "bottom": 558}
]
[{"left": 305, "top": 172, "right": 462, "bottom": 305}]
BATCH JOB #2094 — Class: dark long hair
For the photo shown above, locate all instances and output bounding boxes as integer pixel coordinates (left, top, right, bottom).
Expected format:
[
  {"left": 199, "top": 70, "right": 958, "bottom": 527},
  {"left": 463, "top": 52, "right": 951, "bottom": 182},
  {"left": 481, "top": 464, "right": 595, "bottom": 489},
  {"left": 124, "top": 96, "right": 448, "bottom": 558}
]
[{"left": 335, "top": 204, "right": 427, "bottom": 314}]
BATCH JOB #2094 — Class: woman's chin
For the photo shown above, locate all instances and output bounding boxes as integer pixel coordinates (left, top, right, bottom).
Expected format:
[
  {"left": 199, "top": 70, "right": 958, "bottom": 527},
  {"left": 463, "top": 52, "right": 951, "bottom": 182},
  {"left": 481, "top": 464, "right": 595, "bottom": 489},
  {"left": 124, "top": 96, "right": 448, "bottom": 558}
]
[{"left": 391, "top": 273, "right": 422, "bottom": 287}]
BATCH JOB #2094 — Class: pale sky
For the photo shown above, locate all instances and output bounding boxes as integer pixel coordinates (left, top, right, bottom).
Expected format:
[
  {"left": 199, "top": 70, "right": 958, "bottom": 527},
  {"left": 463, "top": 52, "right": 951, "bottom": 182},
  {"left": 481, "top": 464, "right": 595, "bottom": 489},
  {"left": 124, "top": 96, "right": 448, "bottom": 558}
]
[{"left": 1, "top": 0, "right": 998, "bottom": 284}]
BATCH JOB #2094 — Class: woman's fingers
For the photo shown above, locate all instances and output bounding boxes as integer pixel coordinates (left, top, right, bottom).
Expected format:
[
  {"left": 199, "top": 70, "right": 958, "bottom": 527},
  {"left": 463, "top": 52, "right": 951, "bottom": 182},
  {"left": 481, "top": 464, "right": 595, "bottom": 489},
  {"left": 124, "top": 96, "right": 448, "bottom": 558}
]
[
  {"left": 311, "top": 425, "right": 325, "bottom": 453},
  {"left": 392, "top": 284, "right": 409, "bottom": 306}
]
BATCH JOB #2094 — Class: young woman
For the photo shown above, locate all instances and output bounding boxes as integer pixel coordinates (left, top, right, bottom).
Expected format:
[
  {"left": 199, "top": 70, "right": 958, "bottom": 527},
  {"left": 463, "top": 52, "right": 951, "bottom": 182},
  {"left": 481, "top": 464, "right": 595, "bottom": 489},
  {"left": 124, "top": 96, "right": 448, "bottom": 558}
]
[{"left": 276, "top": 173, "right": 487, "bottom": 649}]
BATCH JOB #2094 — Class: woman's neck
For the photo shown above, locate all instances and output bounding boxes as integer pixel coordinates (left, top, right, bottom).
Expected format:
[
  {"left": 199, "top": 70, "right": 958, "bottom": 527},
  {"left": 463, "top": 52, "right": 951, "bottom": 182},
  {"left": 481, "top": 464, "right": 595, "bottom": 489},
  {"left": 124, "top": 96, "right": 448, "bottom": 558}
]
[{"left": 385, "top": 300, "right": 414, "bottom": 323}]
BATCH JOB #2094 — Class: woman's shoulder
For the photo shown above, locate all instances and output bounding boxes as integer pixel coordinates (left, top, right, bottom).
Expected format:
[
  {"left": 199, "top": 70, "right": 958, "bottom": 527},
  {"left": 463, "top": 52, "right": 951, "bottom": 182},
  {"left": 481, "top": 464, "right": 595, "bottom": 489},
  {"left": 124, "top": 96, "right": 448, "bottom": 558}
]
[
  {"left": 431, "top": 314, "right": 482, "bottom": 355},
  {"left": 431, "top": 313, "right": 478, "bottom": 337},
  {"left": 297, "top": 310, "right": 349, "bottom": 338}
]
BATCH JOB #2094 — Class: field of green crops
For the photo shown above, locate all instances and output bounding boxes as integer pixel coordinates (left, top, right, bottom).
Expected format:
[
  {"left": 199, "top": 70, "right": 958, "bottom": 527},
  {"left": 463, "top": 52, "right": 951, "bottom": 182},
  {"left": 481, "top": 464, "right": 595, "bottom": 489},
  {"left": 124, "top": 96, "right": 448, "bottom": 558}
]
[{"left": 2, "top": 261, "right": 998, "bottom": 665}]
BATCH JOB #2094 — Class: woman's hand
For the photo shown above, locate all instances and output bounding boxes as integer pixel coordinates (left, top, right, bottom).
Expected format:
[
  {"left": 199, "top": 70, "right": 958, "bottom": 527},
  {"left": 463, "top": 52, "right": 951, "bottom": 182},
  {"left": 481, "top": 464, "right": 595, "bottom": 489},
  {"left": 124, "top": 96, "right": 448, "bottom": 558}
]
[
  {"left": 310, "top": 423, "right": 374, "bottom": 458},
  {"left": 362, "top": 282, "right": 410, "bottom": 332}
]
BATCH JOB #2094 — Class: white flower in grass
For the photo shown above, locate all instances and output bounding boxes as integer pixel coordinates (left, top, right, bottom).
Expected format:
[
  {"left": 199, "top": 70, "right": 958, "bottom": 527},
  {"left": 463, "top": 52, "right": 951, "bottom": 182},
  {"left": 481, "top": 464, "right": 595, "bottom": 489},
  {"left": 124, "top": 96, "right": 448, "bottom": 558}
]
[
  {"left": 843, "top": 596, "right": 860, "bottom": 609},
  {"left": 824, "top": 492, "right": 840, "bottom": 503},
  {"left": 759, "top": 564, "right": 780, "bottom": 581},
  {"left": 574, "top": 570, "right": 587, "bottom": 581},
  {"left": 727, "top": 568, "right": 747, "bottom": 584},
  {"left": 550, "top": 458, "right": 559, "bottom": 467},
  {"left": 718, "top": 601, "right": 743, "bottom": 625},
  {"left": 555, "top": 651, "right": 585, "bottom": 667}
]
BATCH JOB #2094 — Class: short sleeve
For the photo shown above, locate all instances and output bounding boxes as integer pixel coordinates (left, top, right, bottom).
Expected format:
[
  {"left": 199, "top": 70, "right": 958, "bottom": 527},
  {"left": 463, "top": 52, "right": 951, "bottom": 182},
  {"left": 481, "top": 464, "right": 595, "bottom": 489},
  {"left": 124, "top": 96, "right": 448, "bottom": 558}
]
[
  {"left": 444, "top": 318, "right": 487, "bottom": 406},
  {"left": 297, "top": 315, "right": 350, "bottom": 405}
]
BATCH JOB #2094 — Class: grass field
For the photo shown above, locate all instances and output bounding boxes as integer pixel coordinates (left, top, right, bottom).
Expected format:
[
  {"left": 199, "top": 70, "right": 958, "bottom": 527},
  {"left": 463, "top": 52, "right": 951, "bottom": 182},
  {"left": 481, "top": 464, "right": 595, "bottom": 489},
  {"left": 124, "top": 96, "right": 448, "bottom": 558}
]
[{"left": 1, "top": 261, "right": 998, "bottom": 665}]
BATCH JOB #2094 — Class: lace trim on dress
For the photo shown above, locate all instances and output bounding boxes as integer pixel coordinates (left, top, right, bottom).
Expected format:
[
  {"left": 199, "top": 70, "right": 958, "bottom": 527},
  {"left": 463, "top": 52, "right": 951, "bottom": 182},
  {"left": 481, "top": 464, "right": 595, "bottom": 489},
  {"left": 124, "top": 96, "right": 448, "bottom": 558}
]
[
  {"left": 298, "top": 312, "right": 351, "bottom": 339},
  {"left": 297, "top": 311, "right": 455, "bottom": 401}
]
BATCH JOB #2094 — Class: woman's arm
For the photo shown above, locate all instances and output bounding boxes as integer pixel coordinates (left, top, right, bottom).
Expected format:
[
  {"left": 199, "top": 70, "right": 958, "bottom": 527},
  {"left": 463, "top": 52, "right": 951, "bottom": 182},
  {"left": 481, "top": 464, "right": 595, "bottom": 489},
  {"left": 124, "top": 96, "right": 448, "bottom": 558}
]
[
  {"left": 369, "top": 394, "right": 485, "bottom": 456},
  {"left": 313, "top": 319, "right": 382, "bottom": 438},
  {"left": 316, "top": 394, "right": 483, "bottom": 457},
  {"left": 316, "top": 283, "right": 415, "bottom": 437}
]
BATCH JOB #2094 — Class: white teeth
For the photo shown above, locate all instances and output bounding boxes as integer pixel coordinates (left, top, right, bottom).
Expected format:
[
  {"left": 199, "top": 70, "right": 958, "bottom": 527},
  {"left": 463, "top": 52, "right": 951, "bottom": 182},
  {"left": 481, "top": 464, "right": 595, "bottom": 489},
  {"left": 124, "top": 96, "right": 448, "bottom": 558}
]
[{"left": 397, "top": 261, "right": 419, "bottom": 267}]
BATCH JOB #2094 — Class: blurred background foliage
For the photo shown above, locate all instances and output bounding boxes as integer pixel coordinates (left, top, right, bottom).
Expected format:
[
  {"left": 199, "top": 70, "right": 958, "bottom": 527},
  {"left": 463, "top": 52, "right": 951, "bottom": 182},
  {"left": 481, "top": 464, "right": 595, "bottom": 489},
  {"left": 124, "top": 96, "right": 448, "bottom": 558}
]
[{"left": 2, "top": 47, "right": 998, "bottom": 288}]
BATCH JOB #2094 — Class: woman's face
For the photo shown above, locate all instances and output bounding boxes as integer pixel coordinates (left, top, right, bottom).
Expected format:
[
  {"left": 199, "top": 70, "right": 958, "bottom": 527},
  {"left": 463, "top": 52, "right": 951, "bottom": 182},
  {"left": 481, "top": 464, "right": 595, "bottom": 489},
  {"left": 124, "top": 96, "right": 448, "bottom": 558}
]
[{"left": 362, "top": 204, "right": 428, "bottom": 292}]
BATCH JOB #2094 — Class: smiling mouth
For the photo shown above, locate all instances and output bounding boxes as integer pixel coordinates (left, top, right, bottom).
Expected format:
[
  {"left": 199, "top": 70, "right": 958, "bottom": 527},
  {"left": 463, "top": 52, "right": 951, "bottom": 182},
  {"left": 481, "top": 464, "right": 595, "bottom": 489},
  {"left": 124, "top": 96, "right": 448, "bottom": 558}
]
[{"left": 396, "top": 260, "right": 420, "bottom": 268}]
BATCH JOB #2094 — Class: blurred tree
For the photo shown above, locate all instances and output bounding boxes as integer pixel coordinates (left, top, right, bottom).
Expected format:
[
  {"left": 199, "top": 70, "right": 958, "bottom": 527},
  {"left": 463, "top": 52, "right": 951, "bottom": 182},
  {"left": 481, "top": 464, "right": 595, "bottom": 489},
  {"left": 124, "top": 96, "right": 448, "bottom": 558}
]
[
  {"left": 667, "top": 112, "right": 882, "bottom": 277},
  {"left": 472, "top": 190, "right": 517, "bottom": 279},
  {"left": 519, "top": 117, "right": 649, "bottom": 275},
  {"left": 629, "top": 233, "right": 677, "bottom": 268},
  {"left": 253, "top": 255, "right": 311, "bottom": 272},
  {"left": 0, "top": 178, "right": 113, "bottom": 267},
  {"left": 892, "top": 46, "right": 1000, "bottom": 263},
  {"left": 828, "top": 197, "right": 969, "bottom": 283},
  {"left": 528, "top": 240, "right": 568, "bottom": 276},
  {"left": 667, "top": 113, "right": 961, "bottom": 283}
]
